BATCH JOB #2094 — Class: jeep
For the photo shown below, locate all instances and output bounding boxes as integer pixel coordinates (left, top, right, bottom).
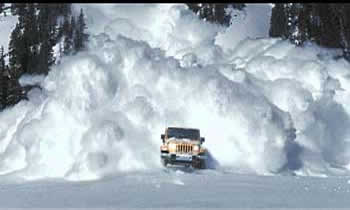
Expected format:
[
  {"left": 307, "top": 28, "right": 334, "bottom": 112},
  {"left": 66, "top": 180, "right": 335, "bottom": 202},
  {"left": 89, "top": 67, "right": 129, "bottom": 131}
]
[{"left": 160, "top": 127, "right": 207, "bottom": 169}]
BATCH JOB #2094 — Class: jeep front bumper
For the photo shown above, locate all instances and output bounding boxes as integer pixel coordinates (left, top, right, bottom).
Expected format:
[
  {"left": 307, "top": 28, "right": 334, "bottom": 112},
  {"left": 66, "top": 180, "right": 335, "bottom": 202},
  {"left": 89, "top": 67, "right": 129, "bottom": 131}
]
[{"left": 161, "top": 152, "right": 207, "bottom": 164}]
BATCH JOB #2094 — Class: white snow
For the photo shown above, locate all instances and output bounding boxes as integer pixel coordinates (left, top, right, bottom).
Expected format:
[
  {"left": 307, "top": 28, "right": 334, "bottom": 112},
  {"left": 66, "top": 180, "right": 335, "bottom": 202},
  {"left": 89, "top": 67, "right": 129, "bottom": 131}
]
[
  {"left": 216, "top": 3, "right": 273, "bottom": 51},
  {"left": 0, "top": 170, "right": 350, "bottom": 207}
]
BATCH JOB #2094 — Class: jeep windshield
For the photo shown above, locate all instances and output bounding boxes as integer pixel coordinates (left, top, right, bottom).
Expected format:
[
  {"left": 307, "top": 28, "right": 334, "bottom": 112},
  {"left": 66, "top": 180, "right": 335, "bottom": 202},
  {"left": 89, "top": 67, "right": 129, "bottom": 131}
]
[{"left": 167, "top": 128, "right": 200, "bottom": 140}]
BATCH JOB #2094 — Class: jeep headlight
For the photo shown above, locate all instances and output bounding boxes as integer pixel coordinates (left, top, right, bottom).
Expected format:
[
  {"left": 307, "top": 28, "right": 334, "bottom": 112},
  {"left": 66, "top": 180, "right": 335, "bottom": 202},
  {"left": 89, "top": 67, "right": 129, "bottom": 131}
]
[
  {"left": 169, "top": 143, "right": 176, "bottom": 151},
  {"left": 160, "top": 145, "right": 168, "bottom": 151},
  {"left": 193, "top": 145, "right": 199, "bottom": 152}
]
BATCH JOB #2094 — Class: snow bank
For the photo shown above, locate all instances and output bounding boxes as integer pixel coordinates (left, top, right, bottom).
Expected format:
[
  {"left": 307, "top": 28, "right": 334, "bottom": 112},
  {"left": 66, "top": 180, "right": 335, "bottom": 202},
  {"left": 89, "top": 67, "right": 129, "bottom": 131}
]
[{"left": 1, "top": 4, "right": 350, "bottom": 181}]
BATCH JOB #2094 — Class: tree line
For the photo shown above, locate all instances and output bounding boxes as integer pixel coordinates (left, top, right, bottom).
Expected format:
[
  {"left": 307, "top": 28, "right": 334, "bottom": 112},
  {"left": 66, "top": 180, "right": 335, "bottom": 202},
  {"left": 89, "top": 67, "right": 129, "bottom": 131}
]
[
  {"left": 269, "top": 3, "right": 350, "bottom": 59},
  {"left": 0, "top": 3, "right": 88, "bottom": 110},
  {"left": 188, "top": 3, "right": 350, "bottom": 61}
]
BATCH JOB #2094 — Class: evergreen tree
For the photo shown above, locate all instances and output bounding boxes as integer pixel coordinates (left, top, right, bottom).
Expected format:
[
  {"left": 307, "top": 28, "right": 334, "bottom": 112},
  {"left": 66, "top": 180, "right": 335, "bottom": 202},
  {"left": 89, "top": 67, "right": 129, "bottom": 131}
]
[
  {"left": 58, "top": 4, "right": 71, "bottom": 17},
  {"left": 8, "top": 23, "right": 25, "bottom": 79},
  {"left": 37, "top": 5, "right": 56, "bottom": 74},
  {"left": 342, "top": 5, "right": 350, "bottom": 59},
  {"left": 23, "top": 4, "right": 39, "bottom": 74},
  {"left": 187, "top": 3, "right": 245, "bottom": 27},
  {"left": 286, "top": 3, "right": 309, "bottom": 46},
  {"left": 330, "top": 4, "right": 350, "bottom": 59},
  {"left": 316, "top": 4, "right": 342, "bottom": 48},
  {"left": 284, "top": 4, "right": 297, "bottom": 44},
  {"left": 0, "top": 69, "right": 9, "bottom": 110},
  {"left": 0, "top": 3, "right": 4, "bottom": 14},
  {"left": 0, "top": 45, "right": 6, "bottom": 108},
  {"left": 23, "top": 4, "right": 37, "bottom": 38},
  {"left": 63, "top": 15, "right": 74, "bottom": 55},
  {"left": 297, "top": 4, "right": 312, "bottom": 45},
  {"left": 74, "top": 9, "right": 89, "bottom": 52},
  {"left": 12, "top": 4, "right": 27, "bottom": 26},
  {"left": 214, "top": 4, "right": 231, "bottom": 27},
  {"left": 4, "top": 3, "right": 74, "bottom": 109},
  {"left": 61, "top": 14, "right": 71, "bottom": 37},
  {"left": 269, "top": 4, "right": 288, "bottom": 38},
  {"left": 71, "top": 15, "right": 76, "bottom": 37},
  {"left": 0, "top": 46, "right": 5, "bottom": 72}
]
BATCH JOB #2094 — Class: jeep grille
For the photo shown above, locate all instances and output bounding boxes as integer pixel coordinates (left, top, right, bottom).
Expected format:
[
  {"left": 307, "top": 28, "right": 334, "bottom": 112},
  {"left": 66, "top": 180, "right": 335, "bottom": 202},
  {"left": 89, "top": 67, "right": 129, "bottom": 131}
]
[{"left": 176, "top": 144, "right": 193, "bottom": 153}]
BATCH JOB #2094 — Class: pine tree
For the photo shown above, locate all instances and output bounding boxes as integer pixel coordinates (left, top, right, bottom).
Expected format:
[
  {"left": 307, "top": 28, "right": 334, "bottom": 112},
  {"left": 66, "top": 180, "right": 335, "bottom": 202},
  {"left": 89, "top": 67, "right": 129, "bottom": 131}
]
[
  {"left": 37, "top": 5, "right": 56, "bottom": 74},
  {"left": 329, "top": 4, "right": 350, "bottom": 60},
  {"left": 0, "top": 3, "right": 4, "bottom": 14},
  {"left": 187, "top": 3, "right": 245, "bottom": 27},
  {"left": 284, "top": 4, "right": 298, "bottom": 45},
  {"left": 23, "top": 4, "right": 37, "bottom": 38},
  {"left": 8, "top": 23, "right": 25, "bottom": 79},
  {"left": 0, "top": 69, "right": 8, "bottom": 110},
  {"left": 287, "top": 3, "right": 309, "bottom": 46},
  {"left": 62, "top": 14, "right": 70, "bottom": 36},
  {"left": 12, "top": 4, "right": 27, "bottom": 27},
  {"left": 63, "top": 15, "right": 74, "bottom": 55},
  {"left": 0, "top": 46, "right": 5, "bottom": 72},
  {"left": 316, "top": 4, "right": 342, "bottom": 48},
  {"left": 0, "top": 53, "right": 9, "bottom": 110},
  {"left": 213, "top": 4, "right": 231, "bottom": 27},
  {"left": 59, "top": 4, "right": 71, "bottom": 17},
  {"left": 4, "top": 3, "right": 74, "bottom": 108},
  {"left": 297, "top": 4, "right": 312, "bottom": 45},
  {"left": 269, "top": 4, "right": 288, "bottom": 38},
  {"left": 80, "top": 8, "right": 89, "bottom": 47},
  {"left": 342, "top": 5, "right": 350, "bottom": 60},
  {"left": 74, "top": 9, "right": 89, "bottom": 52},
  {"left": 23, "top": 4, "right": 39, "bottom": 74},
  {"left": 270, "top": 4, "right": 316, "bottom": 46}
]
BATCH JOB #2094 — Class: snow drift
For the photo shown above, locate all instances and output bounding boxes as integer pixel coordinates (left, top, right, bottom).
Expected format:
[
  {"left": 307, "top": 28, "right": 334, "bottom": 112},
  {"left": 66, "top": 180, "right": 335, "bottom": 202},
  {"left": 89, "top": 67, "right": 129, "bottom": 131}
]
[{"left": 1, "top": 4, "right": 350, "bottom": 181}]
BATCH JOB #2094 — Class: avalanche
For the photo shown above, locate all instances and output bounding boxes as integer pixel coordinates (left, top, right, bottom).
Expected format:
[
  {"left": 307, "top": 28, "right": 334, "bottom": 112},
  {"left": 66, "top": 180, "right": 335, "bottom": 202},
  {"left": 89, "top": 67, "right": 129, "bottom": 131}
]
[{"left": 1, "top": 4, "right": 350, "bottom": 181}]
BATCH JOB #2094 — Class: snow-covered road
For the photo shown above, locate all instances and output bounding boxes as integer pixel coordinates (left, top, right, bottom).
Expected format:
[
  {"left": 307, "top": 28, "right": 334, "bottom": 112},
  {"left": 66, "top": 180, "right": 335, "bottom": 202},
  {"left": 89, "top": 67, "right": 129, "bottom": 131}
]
[{"left": 1, "top": 169, "right": 350, "bottom": 207}]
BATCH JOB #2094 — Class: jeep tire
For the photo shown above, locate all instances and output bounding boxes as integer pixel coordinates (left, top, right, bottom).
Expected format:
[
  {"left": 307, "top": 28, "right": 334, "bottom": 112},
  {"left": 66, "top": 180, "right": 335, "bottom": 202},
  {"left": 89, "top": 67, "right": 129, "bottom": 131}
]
[{"left": 192, "top": 158, "right": 206, "bottom": 169}]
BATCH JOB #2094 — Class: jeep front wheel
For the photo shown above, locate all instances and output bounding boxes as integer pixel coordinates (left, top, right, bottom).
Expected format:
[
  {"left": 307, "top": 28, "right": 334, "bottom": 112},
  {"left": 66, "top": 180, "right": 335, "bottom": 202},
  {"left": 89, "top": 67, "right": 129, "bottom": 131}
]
[{"left": 192, "top": 159, "right": 206, "bottom": 169}]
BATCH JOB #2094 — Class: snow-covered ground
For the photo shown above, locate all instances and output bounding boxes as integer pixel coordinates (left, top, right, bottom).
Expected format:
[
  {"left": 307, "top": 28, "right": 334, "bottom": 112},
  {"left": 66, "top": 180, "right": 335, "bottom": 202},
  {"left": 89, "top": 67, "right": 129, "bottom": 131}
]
[
  {"left": 1, "top": 169, "right": 350, "bottom": 207},
  {"left": 1, "top": 3, "right": 350, "bottom": 207}
]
